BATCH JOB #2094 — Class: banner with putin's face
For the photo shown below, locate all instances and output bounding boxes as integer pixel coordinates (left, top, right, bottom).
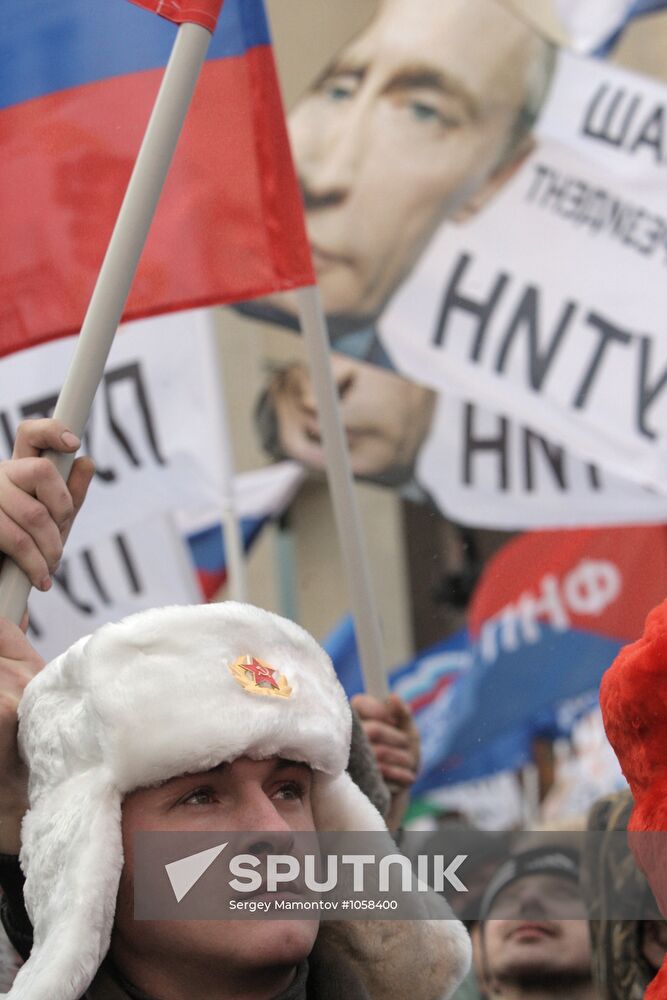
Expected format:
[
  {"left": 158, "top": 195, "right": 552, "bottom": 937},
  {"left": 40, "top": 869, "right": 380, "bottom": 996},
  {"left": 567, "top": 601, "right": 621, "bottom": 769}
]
[{"left": 249, "top": 0, "right": 667, "bottom": 529}]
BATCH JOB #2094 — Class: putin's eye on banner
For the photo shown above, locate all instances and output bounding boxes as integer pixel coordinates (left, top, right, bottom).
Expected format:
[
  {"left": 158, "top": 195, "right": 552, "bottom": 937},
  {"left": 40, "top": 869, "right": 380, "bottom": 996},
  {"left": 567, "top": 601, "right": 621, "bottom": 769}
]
[{"left": 247, "top": 0, "right": 667, "bottom": 531}]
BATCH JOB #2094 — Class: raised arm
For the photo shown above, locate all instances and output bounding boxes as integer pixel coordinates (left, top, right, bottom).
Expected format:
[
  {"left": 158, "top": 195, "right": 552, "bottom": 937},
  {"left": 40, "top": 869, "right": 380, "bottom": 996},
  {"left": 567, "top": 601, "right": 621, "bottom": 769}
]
[{"left": 0, "top": 419, "right": 94, "bottom": 853}]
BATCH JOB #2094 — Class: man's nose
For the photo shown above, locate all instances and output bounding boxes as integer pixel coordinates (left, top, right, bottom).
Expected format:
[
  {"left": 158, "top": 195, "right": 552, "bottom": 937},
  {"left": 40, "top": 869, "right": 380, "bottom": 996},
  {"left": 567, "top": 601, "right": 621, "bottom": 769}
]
[
  {"left": 515, "top": 885, "right": 548, "bottom": 918},
  {"left": 298, "top": 378, "right": 319, "bottom": 415},
  {"left": 335, "top": 370, "right": 355, "bottom": 401},
  {"left": 236, "top": 790, "right": 298, "bottom": 841},
  {"left": 297, "top": 98, "right": 369, "bottom": 209},
  {"left": 236, "top": 828, "right": 295, "bottom": 860}
]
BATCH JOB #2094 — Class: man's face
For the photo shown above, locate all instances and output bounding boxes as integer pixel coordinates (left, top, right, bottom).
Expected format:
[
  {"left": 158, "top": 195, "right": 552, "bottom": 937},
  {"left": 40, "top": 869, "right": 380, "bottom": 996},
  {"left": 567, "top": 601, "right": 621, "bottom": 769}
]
[
  {"left": 481, "top": 874, "right": 591, "bottom": 990},
  {"left": 270, "top": 355, "right": 435, "bottom": 483},
  {"left": 289, "top": 0, "right": 540, "bottom": 326},
  {"left": 113, "top": 756, "right": 318, "bottom": 991}
]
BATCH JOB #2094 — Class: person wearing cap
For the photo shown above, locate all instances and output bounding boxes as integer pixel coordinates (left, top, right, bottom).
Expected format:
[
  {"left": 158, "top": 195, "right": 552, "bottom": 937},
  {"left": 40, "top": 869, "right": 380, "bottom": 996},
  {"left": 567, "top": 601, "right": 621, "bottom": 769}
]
[
  {"left": 0, "top": 419, "right": 471, "bottom": 1000},
  {"left": 475, "top": 845, "right": 598, "bottom": 1000}
]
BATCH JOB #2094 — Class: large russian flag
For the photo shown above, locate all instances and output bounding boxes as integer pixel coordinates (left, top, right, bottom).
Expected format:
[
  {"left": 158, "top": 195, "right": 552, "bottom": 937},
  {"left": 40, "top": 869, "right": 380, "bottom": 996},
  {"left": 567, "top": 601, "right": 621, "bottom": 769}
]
[{"left": 0, "top": 0, "right": 314, "bottom": 357}]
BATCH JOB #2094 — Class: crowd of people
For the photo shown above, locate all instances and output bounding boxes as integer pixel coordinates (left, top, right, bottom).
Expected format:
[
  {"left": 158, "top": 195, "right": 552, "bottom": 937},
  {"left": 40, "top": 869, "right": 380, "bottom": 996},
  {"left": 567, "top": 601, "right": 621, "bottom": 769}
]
[
  {"left": 2, "top": 1, "right": 666, "bottom": 995},
  {"left": 0, "top": 418, "right": 666, "bottom": 999}
]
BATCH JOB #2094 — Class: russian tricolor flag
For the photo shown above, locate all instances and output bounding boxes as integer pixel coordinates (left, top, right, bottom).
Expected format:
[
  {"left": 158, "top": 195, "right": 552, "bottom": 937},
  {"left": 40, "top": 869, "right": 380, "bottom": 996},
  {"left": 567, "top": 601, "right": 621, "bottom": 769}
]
[
  {"left": 181, "top": 461, "right": 306, "bottom": 600},
  {"left": 555, "top": 0, "right": 667, "bottom": 54},
  {"left": 1, "top": 0, "right": 314, "bottom": 358}
]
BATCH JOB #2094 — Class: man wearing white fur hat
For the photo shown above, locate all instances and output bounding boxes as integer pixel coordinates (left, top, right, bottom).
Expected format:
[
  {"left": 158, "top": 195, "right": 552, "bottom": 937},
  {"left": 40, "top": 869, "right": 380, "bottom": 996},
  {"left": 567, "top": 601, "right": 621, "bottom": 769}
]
[{"left": 0, "top": 419, "right": 471, "bottom": 1000}]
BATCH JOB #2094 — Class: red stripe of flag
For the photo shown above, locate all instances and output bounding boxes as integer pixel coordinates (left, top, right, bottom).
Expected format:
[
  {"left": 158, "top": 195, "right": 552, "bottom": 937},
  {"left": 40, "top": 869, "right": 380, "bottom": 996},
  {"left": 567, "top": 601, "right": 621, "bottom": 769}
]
[
  {"left": 128, "top": 0, "right": 224, "bottom": 33},
  {"left": 409, "top": 673, "right": 457, "bottom": 714}
]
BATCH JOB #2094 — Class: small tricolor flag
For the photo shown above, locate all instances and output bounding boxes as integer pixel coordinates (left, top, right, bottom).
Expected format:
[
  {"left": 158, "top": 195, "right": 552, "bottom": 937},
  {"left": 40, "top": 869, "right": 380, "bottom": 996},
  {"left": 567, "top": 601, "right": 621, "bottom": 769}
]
[
  {"left": 183, "top": 462, "right": 305, "bottom": 599},
  {"left": 1, "top": 0, "right": 314, "bottom": 357},
  {"left": 555, "top": 0, "right": 667, "bottom": 54}
]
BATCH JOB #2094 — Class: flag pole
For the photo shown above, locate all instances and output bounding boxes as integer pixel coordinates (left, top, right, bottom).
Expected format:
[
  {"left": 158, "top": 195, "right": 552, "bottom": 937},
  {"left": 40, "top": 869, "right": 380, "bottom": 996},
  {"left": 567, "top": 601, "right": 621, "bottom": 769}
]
[
  {"left": 0, "top": 21, "right": 214, "bottom": 624},
  {"left": 520, "top": 762, "right": 541, "bottom": 827},
  {"left": 295, "top": 285, "right": 388, "bottom": 699},
  {"left": 198, "top": 310, "right": 248, "bottom": 603}
]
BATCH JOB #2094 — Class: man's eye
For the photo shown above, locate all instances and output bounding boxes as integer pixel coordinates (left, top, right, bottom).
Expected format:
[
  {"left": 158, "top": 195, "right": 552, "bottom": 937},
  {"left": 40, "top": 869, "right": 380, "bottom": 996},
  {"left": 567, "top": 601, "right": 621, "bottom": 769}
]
[
  {"left": 274, "top": 781, "right": 306, "bottom": 801},
  {"left": 180, "top": 787, "right": 217, "bottom": 806},
  {"left": 407, "top": 101, "right": 462, "bottom": 128},
  {"left": 320, "top": 75, "right": 358, "bottom": 102},
  {"left": 409, "top": 101, "right": 440, "bottom": 122},
  {"left": 328, "top": 84, "right": 353, "bottom": 101}
]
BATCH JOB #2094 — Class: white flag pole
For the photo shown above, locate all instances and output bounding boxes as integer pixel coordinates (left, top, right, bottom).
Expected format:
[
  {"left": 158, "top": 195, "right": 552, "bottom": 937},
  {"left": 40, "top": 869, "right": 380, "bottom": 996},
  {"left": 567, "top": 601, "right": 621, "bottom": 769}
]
[
  {"left": 295, "top": 285, "right": 388, "bottom": 698},
  {"left": 0, "top": 21, "right": 215, "bottom": 624},
  {"left": 520, "top": 762, "right": 541, "bottom": 827},
  {"left": 197, "top": 310, "right": 248, "bottom": 603}
]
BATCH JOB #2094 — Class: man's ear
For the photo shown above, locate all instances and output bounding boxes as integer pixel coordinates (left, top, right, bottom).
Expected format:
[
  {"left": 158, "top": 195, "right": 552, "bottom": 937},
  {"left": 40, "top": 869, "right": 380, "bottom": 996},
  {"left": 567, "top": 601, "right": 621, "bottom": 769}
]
[{"left": 451, "top": 135, "right": 536, "bottom": 224}]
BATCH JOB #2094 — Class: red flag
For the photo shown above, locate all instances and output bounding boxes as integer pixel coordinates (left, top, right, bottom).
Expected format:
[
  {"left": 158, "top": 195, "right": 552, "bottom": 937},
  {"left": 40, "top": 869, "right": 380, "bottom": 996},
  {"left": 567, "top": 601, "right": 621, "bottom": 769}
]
[
  {"left": 0, "top": 0, "right": 314, "bottom": 357},
  {"left": 128, "top": 0, "right": 224, "bottom": 33}
]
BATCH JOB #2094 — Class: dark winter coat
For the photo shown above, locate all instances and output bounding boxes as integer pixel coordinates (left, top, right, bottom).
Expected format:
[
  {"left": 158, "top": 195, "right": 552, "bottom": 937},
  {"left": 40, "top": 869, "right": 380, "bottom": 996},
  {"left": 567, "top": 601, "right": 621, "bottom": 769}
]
[{"left": 82, "top": 940, "right": 370, "bottom": 999}]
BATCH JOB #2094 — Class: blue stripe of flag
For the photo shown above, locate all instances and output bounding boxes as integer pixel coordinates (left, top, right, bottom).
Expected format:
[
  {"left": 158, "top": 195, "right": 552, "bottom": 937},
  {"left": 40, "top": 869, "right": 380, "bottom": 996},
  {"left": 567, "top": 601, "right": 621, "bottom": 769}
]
[
  {"left": 0, "top": 0, "right": 271, "bottom": 111},
  {"left": 627, "top": 0, "right": 667, "bottom": 19},
  {"left": 187, "top": 516, "right": 266, "bottom": 573}
]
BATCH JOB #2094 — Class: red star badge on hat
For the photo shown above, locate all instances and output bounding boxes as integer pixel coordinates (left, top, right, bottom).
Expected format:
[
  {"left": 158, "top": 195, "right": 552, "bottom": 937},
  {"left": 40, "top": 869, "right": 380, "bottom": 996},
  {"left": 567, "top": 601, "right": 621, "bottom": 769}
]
[
  {"left": 243, "top": 657, "right": 279, "bottom": 689},
  {"left": 229, "top": 655, "right": 293, "bottom": 699}
]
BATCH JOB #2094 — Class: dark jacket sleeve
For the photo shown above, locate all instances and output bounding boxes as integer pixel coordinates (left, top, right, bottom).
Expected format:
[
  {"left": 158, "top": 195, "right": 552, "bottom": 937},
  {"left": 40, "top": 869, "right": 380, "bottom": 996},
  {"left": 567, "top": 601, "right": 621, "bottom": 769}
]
[{"left": 0, "top": 853, "right": 33, "bottom": 960}]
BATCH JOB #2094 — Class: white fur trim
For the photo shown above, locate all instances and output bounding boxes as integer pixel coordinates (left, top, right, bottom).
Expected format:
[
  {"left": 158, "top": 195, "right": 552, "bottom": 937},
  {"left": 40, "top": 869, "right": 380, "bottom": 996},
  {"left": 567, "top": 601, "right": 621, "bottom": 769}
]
[
  {"left": 10, "top": 771, "right": 121, "bottom": 1000},
  {"left": 440, "top": 919, "right": 473, "bottom": 998},
  {"left": 311, "top": 772, "right": 387, "bottom": 832},
  {"left": 19, "top": 603, "right": 352, "bottom": 794}
]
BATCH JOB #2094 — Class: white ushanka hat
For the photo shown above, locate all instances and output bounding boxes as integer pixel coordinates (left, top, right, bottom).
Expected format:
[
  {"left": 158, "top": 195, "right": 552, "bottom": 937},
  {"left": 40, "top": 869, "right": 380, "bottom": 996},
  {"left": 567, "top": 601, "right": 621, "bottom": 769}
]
[{"left": 6, "top": 602, "right": 388, "bottom": 1000}]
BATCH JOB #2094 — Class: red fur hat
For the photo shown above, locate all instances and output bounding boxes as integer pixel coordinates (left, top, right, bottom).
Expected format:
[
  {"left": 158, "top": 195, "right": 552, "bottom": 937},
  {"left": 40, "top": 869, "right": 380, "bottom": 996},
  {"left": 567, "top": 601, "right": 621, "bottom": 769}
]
[{"left": 600, "top": 597, "right": 667, "bottom": 999}]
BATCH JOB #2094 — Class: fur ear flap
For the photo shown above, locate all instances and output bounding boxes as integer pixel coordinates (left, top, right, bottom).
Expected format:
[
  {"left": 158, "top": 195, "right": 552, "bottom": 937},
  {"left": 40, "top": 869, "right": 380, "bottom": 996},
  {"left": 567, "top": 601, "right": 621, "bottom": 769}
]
[
  {"left": 311, "top": 774, "right": 473, "bottom": 1000},
  {"left": 7, "top": 770, "right": 122, "bottom": 1000},
  {"left": 311, "top": 772, "right": 387, "bottom": 832}
]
